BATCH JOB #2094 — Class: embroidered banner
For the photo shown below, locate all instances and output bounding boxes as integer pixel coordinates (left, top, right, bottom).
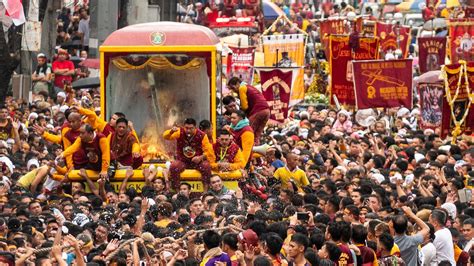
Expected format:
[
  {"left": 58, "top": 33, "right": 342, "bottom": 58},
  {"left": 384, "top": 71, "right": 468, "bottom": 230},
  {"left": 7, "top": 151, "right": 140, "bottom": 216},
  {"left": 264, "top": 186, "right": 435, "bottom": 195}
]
[
  {"left": 262, "top": 34, "right": 306, "bottom": 105},
  {"left": 329, "top": 35, "right": 379, "bottom": 106},
  {"left": 257, "top": 68, "right": 297, "bottom": 122},
  {"left": 352, "top": 59, "right": 413, "bottom": 109},
  {"left": 418, "top": 37, "right": 446, "bottom": 73},
  {"left": 441, "top": 62, "right": 474, "bottom": 137},
  {"left": 376, "top": 22, "right": 411, "bottom": 59},
  {"left": 418, "top": 83, "right": 444, "bottom": 131},
  {"left": 448, "top": 19, "right": 474, "bottom": 63}
]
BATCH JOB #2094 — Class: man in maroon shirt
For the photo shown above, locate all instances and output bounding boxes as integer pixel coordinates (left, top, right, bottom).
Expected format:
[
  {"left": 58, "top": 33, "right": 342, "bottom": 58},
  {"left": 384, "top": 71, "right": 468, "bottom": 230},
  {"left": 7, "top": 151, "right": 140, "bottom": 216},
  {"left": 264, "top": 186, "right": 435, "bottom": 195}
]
[
  {"left": 52, "top": 49, "right": 75, "bottom": 94},
  {"left": 227, "top": 77, "right": 269, "bottom": 145}
]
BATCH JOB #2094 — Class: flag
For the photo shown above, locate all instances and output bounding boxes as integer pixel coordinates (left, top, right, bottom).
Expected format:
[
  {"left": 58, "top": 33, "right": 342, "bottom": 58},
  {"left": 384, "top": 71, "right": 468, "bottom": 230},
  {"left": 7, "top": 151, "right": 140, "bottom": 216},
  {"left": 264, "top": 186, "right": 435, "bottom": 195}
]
[
  {"left": 418, "top": 83, "right": 444, "bottom": 130},
  {"left": 447, "top": 19, "right": 474, "bottom": 64},
  {"left": 418, "top": 37, "right": 446, "bottom": 73},
  {"left": 2, "top": 0, "right": 25, "bottom": 26},
  {"left": 227, "top": 46, "right": 255, "bottom": 85},
  {"left": 261, "top": 34, "right": 306, "bottom": 105},
  {"left": 257, "top": 68, "right": 297, "bottom": 122},
  {"left": 352, "top": 59, "right": 413, "bottom": 109},
  {"left": 329, "top": 35, "right": 379, "bottom": 106}
]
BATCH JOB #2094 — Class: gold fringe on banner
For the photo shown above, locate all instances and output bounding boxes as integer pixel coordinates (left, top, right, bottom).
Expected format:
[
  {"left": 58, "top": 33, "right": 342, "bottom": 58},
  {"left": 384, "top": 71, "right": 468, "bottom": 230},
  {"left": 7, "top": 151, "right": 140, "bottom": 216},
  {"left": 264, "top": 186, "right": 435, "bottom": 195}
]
[
  {"left": 441, "top": 60, "right": 472, "bottom": 143},
  {"left": 112, "top": 56, "right": 203, "bottom": 71}
]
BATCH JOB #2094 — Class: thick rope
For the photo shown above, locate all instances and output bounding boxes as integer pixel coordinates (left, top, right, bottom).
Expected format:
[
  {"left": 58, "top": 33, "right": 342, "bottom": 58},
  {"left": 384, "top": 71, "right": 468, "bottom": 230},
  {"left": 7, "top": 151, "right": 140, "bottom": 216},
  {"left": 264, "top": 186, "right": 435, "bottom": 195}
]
[{"left": 33, "top": 244, "right": 71, "bottom": 254}]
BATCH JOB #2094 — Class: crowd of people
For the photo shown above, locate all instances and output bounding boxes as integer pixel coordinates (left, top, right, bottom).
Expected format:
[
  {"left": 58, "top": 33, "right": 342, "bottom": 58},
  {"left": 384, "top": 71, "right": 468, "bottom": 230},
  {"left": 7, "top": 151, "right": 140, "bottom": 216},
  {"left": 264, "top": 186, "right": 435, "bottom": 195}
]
[
  {"left": 2, "top": 1, "right": 474, "bottom": 266},
  {"left": 3, "top": 62, "right": 474, "bottom": 265}
]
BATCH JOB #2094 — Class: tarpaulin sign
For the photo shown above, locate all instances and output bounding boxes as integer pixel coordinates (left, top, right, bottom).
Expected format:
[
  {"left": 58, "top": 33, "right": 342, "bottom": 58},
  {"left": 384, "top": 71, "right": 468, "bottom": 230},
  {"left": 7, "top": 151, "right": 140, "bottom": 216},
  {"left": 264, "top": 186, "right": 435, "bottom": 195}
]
[
  {"left": 418, "top": 37, "right": 446, "bottom": 73},
  {"left": 329, "top": 35, "right": 379, "bottom": 106},
  {"left": 352, "top": 59, "right": 413, "bottom": 109},
  {"left": 448, "top": 19, "right": 474, "bottom": 64},
  {"left": 228, "top": 46, "right": 256, "bottom": 85},
  {"left": 257, "top": 68, "right": 297, "bottom": 122},
  {"left": 418, "top": 83, "right": 444, "bottom": 130}
]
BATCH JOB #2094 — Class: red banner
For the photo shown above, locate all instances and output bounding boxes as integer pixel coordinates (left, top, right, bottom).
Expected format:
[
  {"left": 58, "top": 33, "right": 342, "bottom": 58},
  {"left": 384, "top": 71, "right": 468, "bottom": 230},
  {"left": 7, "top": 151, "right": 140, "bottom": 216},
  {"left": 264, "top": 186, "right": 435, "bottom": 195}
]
[
  {"left": 259, "top": 68, "right": 294, "bottom": 122},
  {"left": 448, "top": 19, "right": 474, "bottom": 64},
  {"left": 329, "top": 36, "right": 379, "bottom": 106},
  {"left": 419, "top": 83, "right": 444, "bottom": 131},
  {"left": 441, "top": 62, "right": 474, "bottom": 137},
  {"left": 352, "top": 59, "right": 413, "bottom": 109},
  {"left": 376, "top": 22, "right": 411, "bottom": 59},
  {"left": 228, "top": 46, "right": 255, "bottom": 85},
  {"left": 319, "top": 19, "right": 348, "bottom": 58},
  {"left": 418, "top": 37, "right": 446, "bottom": 73}
]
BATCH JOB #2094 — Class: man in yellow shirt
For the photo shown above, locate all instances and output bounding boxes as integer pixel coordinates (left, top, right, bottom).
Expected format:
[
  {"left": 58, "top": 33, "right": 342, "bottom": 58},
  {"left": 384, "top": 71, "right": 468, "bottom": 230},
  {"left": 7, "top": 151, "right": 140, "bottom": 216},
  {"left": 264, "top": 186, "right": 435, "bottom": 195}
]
[
  {"left": 273, "top": 153, "right": 309, "bottom": 192},
  {"left": 163, "top": 118, "right": 215, "bottom": 191},
  {"left": 59, "top": 124, "right": 110, "bottom": 180}
]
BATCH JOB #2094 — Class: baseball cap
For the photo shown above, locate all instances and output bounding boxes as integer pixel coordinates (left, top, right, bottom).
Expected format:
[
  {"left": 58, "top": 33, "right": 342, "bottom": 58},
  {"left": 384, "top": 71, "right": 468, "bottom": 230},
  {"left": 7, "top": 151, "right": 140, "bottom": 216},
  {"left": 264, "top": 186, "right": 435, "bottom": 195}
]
[
  {"left": 238, "top": 229, "right": 259, "bottom": 247},
  {"left": 37, "top": 53, "right": 46, "bottom": 58},
  {"left": 57, "top": 92, "right": 66, "bottom": 99}
]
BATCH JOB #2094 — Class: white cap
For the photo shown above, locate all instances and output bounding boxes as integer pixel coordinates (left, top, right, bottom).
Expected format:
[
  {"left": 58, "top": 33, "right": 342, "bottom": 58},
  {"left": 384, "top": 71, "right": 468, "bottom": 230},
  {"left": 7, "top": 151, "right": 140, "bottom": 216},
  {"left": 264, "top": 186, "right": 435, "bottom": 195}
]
[
  {"left": 27, "top": 158, "right": 40, "bottom": 170},
  {"left": 441, "top": 202, "right": 457, "bottom": 220},
  {"left": 37, "top": 53, "right": 46, "bottom": 58},
  {"left": 397, "top": 107, "right": 410, "bottom": 118},
  {"left": 438, "top": 145, "right": 451, "bottom": 152},
  {"left": 57, "top": 92, "right": 66, "bottom": 98},
  {"left": 59, "top": 105, "right": 69, "bottom": 113},
  {"left": 373, "top": 173, "right": 385, "bottom": 184},
  {"left": 0, "top": 156, "right": 14, "bottom": 174},
  {"left": 414, "top": 153, "right": 425, "bottom": 163},
  {"left": 28, "top": 112, "right": 38, "bottom": 120},
  {"left": 424, "top": 128, "right": 435, "bottom": 135}
]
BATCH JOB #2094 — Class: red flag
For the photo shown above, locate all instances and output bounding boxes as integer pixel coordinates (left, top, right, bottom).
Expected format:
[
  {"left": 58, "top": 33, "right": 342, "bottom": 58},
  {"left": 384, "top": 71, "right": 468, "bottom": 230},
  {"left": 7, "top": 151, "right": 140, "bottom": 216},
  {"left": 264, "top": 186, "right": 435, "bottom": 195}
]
[
  {"left": 258, "top": 68, "right": 294, "bottom": 122},
  {"left": 418, "top": 37, "right": 446, "bottom": 73},
  {"left": 329, "top": 35, "right": 379, "bottom": 106},
  {"left": 448, "top": 19, "right": 474, "bottom": 64},
  {"left": 352, "top": 59, "right": 413, "bottom": 109},
  {"left": 376, "top": 22, "right": 411, "bottom": 59},
  {"left": 3, "top": 0, "right": 25, "bottom": 26}
]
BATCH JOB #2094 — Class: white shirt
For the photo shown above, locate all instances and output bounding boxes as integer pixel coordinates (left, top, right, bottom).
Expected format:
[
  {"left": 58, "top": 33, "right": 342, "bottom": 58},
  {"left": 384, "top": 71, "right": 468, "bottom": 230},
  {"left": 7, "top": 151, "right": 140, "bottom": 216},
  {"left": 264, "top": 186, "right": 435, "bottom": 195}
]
[
  {"left": 433, "top": 228, "right": 456, "bottom": 265},
  {"left": 421, "top": 242, "right": 437, "bottom": 266},
  {"left": 464, "top": 238, "right": 474, "bottom": 252}
]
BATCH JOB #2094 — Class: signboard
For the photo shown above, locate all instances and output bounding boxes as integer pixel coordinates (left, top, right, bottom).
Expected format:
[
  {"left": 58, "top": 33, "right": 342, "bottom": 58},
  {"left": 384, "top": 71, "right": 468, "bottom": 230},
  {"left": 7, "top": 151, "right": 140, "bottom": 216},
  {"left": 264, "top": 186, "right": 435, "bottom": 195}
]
[
  {"left": 228, "top": 46, "right": 255, "bottom": 85},
  {"left": 352, "top": 59, "right": 413, "bottom": 109},
  {"left": 85, "top": 181, "right": 239, "bottom": 193}
]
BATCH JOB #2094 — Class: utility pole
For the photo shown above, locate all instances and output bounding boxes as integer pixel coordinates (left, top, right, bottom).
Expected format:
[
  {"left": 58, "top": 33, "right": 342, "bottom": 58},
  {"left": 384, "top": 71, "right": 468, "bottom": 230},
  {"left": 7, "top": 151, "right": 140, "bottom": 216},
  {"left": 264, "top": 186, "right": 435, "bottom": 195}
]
[
  {"left": 40, "top": 0, "right": 59, "bottom": 59},
  {"left": 89, "top": 0, "right": 118, "bottom": 58}
]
